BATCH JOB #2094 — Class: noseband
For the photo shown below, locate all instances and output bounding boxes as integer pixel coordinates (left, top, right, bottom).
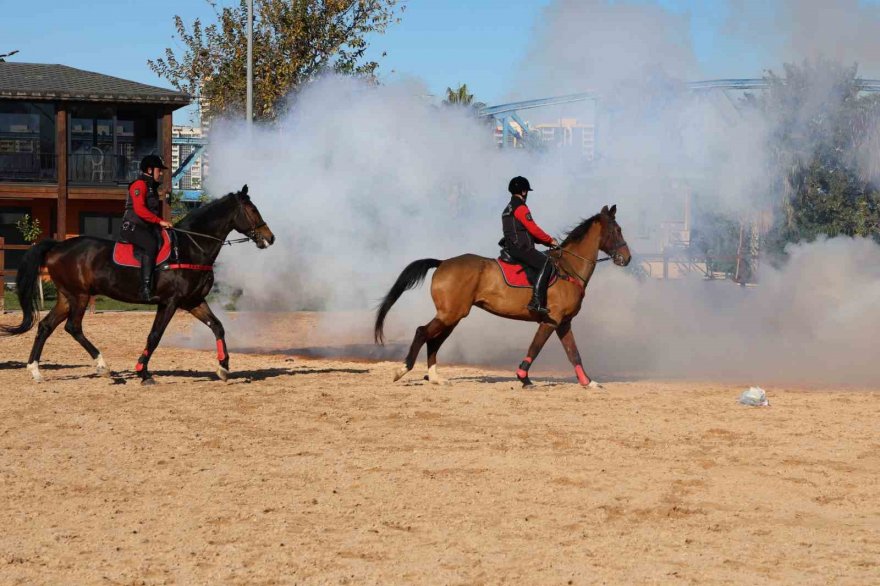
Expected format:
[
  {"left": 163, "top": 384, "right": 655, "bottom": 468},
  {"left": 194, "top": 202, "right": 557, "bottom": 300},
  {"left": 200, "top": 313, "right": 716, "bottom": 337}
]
[
  {"left": 604, "top": 239, "right": 629, "bottom": 265},
  {"left": 236, "top": 197, "right": 268, "bottom": 243}
]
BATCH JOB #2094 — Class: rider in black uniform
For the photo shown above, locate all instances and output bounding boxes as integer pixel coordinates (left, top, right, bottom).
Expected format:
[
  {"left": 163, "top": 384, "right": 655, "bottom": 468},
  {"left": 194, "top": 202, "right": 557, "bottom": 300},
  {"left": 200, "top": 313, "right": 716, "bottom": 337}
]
[{"left": 501, "top": 176, "right": 559, "bottom": 314}]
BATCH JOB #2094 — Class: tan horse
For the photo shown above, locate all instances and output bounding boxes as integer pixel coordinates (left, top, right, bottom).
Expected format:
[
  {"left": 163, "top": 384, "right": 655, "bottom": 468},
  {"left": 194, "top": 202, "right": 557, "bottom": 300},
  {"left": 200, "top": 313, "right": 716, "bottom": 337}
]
[{"left": 374, "top": 205, "right": 631, "bottom": 388}]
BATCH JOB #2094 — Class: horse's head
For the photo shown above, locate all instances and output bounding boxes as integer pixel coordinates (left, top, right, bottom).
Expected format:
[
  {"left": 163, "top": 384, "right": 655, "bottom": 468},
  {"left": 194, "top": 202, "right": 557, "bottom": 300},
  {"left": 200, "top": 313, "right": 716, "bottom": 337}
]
[
  {"left": 233, "top": 185, "right": 276, "bottom": 249},
  {"left": 598, "top": 205, "right": 631, "bottom": 267}
]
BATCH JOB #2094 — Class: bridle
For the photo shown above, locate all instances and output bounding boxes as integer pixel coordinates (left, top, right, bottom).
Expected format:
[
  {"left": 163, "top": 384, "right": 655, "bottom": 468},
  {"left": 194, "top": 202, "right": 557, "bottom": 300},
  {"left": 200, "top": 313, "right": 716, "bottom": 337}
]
[
  {"left": 171, "top": 194, "right": 267, "bottom": 252},
  {"left": 552, "top": 234, "right": 629, "bottom": 285},
  {"left": 236, "top": 196, "right": 268, "bottom": 244}
]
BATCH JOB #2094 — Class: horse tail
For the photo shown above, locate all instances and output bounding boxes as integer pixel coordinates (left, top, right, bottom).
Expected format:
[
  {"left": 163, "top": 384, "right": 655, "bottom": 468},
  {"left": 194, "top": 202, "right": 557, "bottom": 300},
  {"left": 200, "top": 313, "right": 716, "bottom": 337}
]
[
  {"left": 374, "top": 258, "right": 443, "bottom": 345},
  {"left": 1, "top": 239, "right": 58, "bottom": 336}
]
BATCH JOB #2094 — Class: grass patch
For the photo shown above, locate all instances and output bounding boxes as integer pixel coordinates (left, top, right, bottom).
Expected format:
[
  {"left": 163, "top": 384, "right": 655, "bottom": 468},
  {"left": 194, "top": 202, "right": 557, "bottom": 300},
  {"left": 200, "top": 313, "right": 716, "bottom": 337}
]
[{"left": 3, "top": 290, "right": 150, "bottom": 312}]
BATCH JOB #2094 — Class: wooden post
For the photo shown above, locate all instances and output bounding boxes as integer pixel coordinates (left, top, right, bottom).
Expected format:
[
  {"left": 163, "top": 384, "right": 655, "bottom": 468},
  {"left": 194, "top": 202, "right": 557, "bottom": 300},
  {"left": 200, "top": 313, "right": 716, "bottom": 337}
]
[
  {"left": 56, "top": 105, "right": 68, "bottom": 240},
  {"left": 161, "top": 109, "right": 173, "bottom": 221}
]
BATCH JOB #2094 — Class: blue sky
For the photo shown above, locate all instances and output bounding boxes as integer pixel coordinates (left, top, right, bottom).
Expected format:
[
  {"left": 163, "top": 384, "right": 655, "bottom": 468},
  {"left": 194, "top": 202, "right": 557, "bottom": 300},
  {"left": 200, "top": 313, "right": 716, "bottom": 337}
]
[{"left": 3, "top": 0, "right": 774, "bottom": 123}]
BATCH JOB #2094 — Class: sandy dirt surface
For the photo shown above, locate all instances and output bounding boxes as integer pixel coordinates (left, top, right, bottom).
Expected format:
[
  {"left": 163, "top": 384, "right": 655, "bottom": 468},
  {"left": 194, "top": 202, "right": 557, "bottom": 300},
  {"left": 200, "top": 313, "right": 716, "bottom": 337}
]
[{"left": 0, "top": 311, "right": 878, "bottom": 584}]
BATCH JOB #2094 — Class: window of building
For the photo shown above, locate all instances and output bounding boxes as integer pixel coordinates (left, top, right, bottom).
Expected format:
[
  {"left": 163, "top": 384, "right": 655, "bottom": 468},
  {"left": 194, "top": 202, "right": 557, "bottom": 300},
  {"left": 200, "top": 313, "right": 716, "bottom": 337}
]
[
  {"left": 0, "top": 207, "right": 32, "bottom": 271},
  {"left": 0, "top": 102, "right": 56, "bottom": 182},
  {"left": 69, "top": 105, "right": 160, "bottom": 185},
  {"left": 79, "top": 212, "right": 123, "bottom": 241}
]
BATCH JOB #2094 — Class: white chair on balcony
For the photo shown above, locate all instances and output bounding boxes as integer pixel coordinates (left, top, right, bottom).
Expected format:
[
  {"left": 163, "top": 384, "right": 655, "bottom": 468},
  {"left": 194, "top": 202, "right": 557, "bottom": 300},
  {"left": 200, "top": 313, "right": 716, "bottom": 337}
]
[{"left": 90, "top": 147, "right": 105, "bottom": 182}]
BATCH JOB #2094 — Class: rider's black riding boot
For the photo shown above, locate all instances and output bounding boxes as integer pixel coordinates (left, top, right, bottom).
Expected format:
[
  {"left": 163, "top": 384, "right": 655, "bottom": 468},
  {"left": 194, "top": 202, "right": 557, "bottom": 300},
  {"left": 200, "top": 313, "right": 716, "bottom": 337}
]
[
  {"left": 139, "top": 258, "right": 154, "bottom": 303},
  {"left": 527, "top": 258, "right": 552, "bottom": 315}
]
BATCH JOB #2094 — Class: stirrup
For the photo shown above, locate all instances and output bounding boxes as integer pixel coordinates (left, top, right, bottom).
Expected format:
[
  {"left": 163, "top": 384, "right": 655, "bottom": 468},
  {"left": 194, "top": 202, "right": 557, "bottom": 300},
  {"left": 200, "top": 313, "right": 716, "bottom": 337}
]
[{"left": 527, "top": 300, "right": 549, "bottom": 314}]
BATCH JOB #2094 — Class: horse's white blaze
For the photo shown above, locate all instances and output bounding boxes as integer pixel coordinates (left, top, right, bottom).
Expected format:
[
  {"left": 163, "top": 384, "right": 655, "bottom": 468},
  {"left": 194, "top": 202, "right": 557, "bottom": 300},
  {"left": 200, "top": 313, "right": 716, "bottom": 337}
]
[{"left": 27, "top": 361, "right": 42, "bottom": 382}]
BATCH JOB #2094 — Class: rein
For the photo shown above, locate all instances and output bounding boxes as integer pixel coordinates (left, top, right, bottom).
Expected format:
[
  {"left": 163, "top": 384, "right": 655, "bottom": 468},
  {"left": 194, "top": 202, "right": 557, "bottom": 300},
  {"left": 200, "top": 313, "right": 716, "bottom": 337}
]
[
  {"left": 165, "top": 194, "right": 267, "bottom": 269},
  {"left": 556, "top": 247, "right": 611, "bottom": 264},
  {"left": 551, "top": 239, "right": 627, "bottom": 286},
  {"left": 171, "top": 227, "right": 251, "bottom": 247}
]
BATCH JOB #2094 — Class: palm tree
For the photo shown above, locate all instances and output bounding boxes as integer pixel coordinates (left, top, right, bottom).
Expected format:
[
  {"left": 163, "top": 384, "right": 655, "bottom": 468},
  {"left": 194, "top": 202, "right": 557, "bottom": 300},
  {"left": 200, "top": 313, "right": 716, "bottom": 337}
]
[{"left": 444, "top": 84, "right": 474, "bottom": 106}]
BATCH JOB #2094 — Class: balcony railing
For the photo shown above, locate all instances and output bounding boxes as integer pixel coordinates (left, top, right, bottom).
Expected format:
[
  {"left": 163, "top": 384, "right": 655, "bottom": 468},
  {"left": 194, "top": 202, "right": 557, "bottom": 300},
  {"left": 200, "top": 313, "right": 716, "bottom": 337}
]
[
  {"left": 0, "top": 152, "right": 143, "bottom": 185},
  {"left": 68, "top": 153, "right": 138, "bottom": 185},
  {"left": 0, "top": 153, "right": 57, "bottom": 182}
]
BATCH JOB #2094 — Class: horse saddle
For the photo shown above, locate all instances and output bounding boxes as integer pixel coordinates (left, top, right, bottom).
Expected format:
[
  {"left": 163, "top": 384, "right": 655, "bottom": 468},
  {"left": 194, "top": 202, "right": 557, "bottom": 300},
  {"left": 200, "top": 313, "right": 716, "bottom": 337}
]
[
  {"left": 496, "top": 249, "right": 558, "bottom": 289},
  {"left": 112, "top": 230, "right": 174, "bottom": 268}
]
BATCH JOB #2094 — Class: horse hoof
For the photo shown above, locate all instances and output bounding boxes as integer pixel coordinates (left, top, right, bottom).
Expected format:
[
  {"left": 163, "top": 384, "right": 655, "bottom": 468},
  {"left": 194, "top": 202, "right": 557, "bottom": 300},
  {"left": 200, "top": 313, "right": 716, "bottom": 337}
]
[
  {"left": 217, "top": 366, "right": 230, "bottom": 382},
  {"left": 141, "top": 377, "right": 157, "bottom": 386},
  {"left": 393, "top": 366, "right": 410, "bottom": 382},
  {"left": 427, "top": 366, "right": 447, "bottom": 385},
  {"left": 518, "top": 376, "right": 534, "bottom": 388},
  {"left": 587, "top": 380, "right": 603, "bottom": 390},
  {"left": 26, "top": 362, "right": 43, "bottom": 383},
  {"left": 96, "top": 367, "right": 111, "bottom": 378}
]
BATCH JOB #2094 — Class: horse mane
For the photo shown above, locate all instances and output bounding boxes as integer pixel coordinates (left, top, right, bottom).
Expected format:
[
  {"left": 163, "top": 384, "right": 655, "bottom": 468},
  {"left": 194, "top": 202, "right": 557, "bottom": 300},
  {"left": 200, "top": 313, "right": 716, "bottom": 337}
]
[
  {"left": 176, "top": 191, "right": 240, "bottom": 230},
  {"left": 560, "top": 214, "right": 601, "bottom": 247}
]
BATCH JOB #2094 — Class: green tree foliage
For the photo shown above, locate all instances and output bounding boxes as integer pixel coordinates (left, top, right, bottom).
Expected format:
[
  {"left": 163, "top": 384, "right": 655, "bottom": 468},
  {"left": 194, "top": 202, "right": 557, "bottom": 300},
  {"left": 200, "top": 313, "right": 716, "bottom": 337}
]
[
  {"left": 15, "top": 214, "right": 42, "bottom": 243},
  {"left": 760, "top": 60, "right": 880, "bottom": 245},
  {"left": 443, "top": 83, "right": 487, "bottom": 111},
  {"left": 444, "top": 84, "right": 473, "bottom": 106},
  {"left": 149, "top": 0, "right": 404, "bottom": 124}
]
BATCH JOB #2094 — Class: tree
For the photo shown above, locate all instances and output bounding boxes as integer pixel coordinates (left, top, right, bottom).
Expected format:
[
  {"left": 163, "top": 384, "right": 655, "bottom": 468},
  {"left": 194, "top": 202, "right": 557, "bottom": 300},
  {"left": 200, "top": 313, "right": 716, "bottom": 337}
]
[
  {"left": 443, "top": 83, "right": 487, "bottom": 111},
  {"left": 149, "top": 0, "right": 404, "bottom": 124},
  {"left": 444, "top": 83, "right": 473, "bottom": 106},
  {"left": 758, "top": 60, "right": 880, "bottom": 247}
]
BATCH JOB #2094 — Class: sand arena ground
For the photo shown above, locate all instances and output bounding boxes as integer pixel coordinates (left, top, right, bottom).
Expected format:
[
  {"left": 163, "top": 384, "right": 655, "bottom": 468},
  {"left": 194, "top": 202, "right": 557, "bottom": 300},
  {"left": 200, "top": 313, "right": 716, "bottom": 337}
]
[{"left": 0, "top": 312, "right": 878, "bottom": 584}]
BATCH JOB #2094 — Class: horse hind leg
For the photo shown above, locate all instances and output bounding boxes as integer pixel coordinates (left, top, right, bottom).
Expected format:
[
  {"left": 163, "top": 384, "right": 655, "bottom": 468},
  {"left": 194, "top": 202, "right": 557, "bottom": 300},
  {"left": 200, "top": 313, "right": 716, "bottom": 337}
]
[
  {"left": 64, "top": 294, "right": 108, "bottom": 377},
  {"left": 26, "top": 296, "right": 71, "bottom": 382},
  {"left": 394, "top": 317, "right": 450, "bottom": 382},
  {"left": 425, "top": 322, "right": 458, "bottom": 385}
]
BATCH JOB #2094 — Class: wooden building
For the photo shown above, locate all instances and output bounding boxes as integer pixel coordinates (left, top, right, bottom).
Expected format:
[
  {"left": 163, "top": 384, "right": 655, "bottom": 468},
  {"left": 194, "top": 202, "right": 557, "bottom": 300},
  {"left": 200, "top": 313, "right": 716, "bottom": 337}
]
[{"left": 0, "top": 62, "right": 190, "bottom": 272}]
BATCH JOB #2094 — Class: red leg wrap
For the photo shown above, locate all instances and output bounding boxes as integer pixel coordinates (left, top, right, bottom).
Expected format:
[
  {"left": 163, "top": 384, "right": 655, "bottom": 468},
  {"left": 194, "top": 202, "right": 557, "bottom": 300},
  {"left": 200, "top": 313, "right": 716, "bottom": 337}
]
[{"left": 574, "top": 364, "right": 590, "bottom": 386}]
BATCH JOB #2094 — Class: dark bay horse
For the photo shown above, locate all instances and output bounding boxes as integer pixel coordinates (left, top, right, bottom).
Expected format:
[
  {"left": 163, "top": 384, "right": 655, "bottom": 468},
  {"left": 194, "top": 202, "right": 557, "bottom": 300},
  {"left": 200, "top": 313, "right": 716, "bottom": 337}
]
[
  {"left": 374, "top": 205, "right": 631, "bottom": 388},
  {"left": 1, "top": 185, "right": 275, "bottom": 384}
]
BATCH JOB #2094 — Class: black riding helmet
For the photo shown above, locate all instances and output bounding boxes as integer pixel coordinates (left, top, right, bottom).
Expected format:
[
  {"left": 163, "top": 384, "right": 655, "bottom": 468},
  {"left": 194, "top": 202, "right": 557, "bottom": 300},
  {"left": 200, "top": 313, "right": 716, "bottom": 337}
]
[
  {"left": 508, "top": 176, "right": 533, "bottom": 195},
  {"left": 140, "top": 154, "right": 168, "bottom": 173}
]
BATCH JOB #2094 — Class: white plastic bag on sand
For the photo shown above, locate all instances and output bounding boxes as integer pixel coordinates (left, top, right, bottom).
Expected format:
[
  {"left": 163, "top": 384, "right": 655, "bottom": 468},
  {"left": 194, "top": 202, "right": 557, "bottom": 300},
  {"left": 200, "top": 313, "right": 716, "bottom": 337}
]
[{"left": 739, "top": 386, "right": 770, "bottom": 406}]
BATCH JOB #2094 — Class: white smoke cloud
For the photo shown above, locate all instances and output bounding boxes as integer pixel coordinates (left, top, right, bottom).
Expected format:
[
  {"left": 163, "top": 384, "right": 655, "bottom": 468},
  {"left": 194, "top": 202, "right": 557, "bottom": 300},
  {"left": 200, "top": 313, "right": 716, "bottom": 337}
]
[{"left": 184, "top": 0, "right": 880, "bottom": 385}]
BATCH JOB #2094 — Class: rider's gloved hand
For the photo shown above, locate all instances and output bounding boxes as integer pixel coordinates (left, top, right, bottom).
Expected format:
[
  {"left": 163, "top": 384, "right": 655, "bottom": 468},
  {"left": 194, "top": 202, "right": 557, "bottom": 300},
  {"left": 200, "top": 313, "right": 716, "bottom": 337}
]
[{"left": 549, "top": 238, "right": 560, "bottom": 248}]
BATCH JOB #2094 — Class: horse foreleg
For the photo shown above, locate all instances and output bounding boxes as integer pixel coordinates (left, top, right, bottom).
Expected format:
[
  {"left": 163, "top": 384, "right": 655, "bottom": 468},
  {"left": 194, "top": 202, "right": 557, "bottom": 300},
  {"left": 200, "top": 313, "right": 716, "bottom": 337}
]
[
  {"left": 26, "top": 297, "right": 70, "bottom": 382},
  {"left": 557, "top": 320, "right": 600, "bottom": 389},
  {"left": 188, "top": 301, "right": 230, "bottom": 382},
  {"left": 136, "top": 302, "right": 177, "bottom": 385},
  {"left": 517, "top": 323, "right": 556, "bottom": 388},
  {"left": 64, "top": 294, "right": 108, "bottom": 377}
]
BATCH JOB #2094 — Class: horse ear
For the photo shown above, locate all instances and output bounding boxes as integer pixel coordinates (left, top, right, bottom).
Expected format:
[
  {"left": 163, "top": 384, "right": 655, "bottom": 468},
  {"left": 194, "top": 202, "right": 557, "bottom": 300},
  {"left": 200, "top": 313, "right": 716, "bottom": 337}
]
[
  {"left": 241, "top": 184, "right": 249, "bottom": 195},
  {"left": 601, "top": 205, "right": 609, "bottom": 215},
  {"left": 609, "top": 204, "right": 617, "bottom": 218}
]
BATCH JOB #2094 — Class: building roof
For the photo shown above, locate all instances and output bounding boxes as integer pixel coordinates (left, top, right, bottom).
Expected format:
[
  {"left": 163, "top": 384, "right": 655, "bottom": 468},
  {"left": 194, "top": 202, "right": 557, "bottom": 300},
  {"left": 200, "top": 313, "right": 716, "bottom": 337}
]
[{"left": 0, "top": 62, "right": 191, "bottom": 107}]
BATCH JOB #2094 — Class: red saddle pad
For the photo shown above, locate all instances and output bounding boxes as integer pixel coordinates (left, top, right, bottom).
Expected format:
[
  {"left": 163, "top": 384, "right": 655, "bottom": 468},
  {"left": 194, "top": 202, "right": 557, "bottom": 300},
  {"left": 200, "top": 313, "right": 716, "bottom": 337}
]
[
  {"left": 495, "top": 258, "right": 558, "bottom": 288},
  {"left": 113, "top": 230, "right": 172, "bottom": 268}
]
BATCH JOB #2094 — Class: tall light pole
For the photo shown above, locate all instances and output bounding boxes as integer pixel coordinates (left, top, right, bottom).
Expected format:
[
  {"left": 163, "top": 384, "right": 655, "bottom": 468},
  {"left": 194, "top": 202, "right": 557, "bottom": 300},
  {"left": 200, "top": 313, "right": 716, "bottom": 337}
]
[{"left": 246, "top": 0, "right": 254, "bottom": 125}]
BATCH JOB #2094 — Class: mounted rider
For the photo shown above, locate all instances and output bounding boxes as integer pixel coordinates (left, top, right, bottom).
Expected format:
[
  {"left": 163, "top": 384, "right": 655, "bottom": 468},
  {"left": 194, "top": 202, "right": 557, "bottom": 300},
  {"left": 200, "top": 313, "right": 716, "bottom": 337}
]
[
  {"left": 119, "top": 154, "right": 173, "bottom": 302},
  {"left": 500, "top": 176, "right": 558, "bottom": 314}
]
